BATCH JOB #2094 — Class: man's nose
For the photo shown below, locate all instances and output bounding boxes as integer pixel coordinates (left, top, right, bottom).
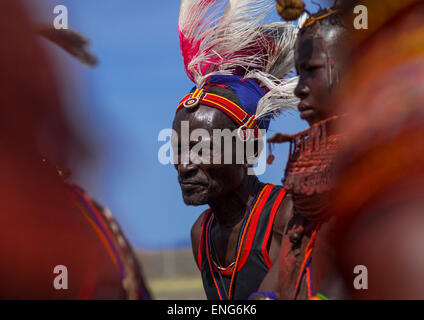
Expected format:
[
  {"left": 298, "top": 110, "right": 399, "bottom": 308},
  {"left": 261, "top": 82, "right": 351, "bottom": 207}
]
[
  {"left": 177, "top": 163, "right": 197, "bottom": 180},
  {"left": 294, "top": 80, "right": 310, "bottom": 99}
]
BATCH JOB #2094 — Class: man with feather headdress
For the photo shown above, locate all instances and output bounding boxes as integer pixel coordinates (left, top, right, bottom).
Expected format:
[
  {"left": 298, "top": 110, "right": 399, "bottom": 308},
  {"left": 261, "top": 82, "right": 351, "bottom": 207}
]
[{"left": 172, "top": 0, "right": 300, "bottom": 300}]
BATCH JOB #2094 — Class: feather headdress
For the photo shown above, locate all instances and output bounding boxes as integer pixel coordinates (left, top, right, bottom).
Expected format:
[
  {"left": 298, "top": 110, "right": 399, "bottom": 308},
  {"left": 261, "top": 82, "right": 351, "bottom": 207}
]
[{"left": 177, "top": 0, "right": 301, "bottom": 134}]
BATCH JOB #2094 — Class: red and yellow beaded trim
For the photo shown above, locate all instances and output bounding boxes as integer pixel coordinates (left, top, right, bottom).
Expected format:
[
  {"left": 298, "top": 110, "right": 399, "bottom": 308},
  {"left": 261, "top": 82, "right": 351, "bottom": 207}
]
[{"left": 176, "top": 89, "right": 261, "bottom": 140}]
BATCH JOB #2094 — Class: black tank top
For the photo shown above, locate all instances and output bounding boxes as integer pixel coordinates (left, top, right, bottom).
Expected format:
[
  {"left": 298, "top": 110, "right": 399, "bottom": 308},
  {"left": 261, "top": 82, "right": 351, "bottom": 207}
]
[{"left": 197, "top": 184, "right": 287, "bottom": 300}]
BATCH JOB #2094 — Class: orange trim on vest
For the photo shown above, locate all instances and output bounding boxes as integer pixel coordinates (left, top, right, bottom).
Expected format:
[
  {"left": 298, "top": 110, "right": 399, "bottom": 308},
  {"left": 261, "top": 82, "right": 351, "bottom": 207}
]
[
  {"left": 215, "top": 185, "right": 274, "bottom": 276},
  {"left": 234, "top": 184, "right": 275, "bottom": 273},
  {"left": 204, "top": 214, "right": 224, "bottom": 300},
  {"left": 261, "top": 188, "right": 287, "bottom": 269},
  {"left": 197, "top": 209, "right": 211, "bottom": 272}
]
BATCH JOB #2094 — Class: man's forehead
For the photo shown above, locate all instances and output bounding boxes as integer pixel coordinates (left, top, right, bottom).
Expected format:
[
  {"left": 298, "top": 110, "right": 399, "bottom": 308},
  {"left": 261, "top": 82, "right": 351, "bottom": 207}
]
[{"left": 173, "top": 104, "right": 235, "bottom": 131}]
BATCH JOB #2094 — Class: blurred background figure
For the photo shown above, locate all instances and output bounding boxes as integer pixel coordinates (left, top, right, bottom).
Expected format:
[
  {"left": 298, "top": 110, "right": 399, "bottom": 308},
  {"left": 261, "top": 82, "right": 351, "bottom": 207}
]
[
  {"left": 0, "top": 0, "right": 149, "bottom": 299},
  {"left": 324, "top": 0, "right": 424, "bottom": 299}
]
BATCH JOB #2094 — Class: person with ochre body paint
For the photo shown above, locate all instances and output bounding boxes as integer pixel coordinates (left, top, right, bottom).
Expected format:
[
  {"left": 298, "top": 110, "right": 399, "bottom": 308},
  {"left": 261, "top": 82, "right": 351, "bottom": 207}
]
[
  {"left": 173, "top": 0, "right": 300, "bottom": 300},
  {"left": 253, "top": 2, "right": 351, "bottom": 300}
]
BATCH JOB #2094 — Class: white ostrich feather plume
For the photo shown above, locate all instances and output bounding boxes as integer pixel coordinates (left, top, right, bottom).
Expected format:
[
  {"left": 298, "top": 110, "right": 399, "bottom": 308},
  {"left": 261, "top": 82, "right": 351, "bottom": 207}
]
[{"left": 179, "top": 0, "right": 304, "bottom": 119}]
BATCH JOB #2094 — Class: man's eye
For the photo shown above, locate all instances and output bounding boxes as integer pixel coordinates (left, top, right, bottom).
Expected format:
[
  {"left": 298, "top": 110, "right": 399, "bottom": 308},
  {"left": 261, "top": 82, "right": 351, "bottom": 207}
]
[{"left": 307, "top": 66, "right": 322, "bottom": 72}]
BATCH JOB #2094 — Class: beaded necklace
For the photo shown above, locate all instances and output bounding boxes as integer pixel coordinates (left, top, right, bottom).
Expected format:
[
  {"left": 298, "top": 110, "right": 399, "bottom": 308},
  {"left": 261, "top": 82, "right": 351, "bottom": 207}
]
[
  {"left": 205, "top": 185, "right": 266, "bottom": 300},
  {"left": 292, "top": 223, "right": 321, "bottom": 300}
]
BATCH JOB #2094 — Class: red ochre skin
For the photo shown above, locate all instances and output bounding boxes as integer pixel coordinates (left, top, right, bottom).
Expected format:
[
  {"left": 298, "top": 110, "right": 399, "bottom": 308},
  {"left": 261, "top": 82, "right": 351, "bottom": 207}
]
[
  {"left": 173, "top": 99, "right": 293, "bottom": 298},
  {"left": 260, "top": 15, "right": 348, "bottom": 300},
  {"left": 294, "top": 24, "right": 345, "bottom": 126}
]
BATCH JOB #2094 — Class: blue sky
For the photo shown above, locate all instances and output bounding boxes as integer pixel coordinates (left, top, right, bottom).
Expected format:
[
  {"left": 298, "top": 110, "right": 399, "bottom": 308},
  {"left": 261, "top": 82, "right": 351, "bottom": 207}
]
[{"left": 38, "top": 0, "right": 324, "bottom": 250}]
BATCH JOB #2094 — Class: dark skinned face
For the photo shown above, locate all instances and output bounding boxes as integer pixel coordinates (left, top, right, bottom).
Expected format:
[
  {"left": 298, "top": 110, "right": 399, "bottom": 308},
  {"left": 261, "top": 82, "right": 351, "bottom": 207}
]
[
  {"left": 173, "top": 105, "right": 247, "bottom": 206},
  {"left": 294, "top": 25, "right": 344, "bottom": 125}
]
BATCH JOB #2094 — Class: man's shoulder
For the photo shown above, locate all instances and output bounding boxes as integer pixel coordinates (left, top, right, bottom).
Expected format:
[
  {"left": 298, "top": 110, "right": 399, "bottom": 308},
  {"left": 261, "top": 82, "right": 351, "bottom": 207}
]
[
  {"left": 260, "top": 181, "right": 284, "bottom": 191},
  {"left": 260, "top": 183, "right": 288, "bottom": 203},
  {"left": 190, "top": 209, "right": 210, "bottom": 268},
  {"left": 191, "top": 209, "right": 210, "bottom": 239},
  {"left": 272, "top": 189, "right": 293, "bottom": 235}
]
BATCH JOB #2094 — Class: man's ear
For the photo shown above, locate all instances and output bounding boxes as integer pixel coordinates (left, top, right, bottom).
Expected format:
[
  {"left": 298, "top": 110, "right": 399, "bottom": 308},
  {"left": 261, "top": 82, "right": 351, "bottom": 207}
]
[{"left": 243, "top": 138, "right": 262, "bottom": 167}]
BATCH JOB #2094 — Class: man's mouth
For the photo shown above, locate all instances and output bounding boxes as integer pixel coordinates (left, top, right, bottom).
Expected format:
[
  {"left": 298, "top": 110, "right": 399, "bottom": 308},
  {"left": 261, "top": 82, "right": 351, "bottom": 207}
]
[{"left": 180, "top": 181, "right": 208, "bottom": 191}]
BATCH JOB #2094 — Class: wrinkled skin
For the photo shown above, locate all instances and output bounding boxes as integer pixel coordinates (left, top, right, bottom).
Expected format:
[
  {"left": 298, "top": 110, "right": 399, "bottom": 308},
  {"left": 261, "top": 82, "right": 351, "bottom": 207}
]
[
  {"left": 173, "top": 105, "right": 247, "bottom": 206},
  {"left": 173, "top": 103, "right": 292, "bottom": 288}
]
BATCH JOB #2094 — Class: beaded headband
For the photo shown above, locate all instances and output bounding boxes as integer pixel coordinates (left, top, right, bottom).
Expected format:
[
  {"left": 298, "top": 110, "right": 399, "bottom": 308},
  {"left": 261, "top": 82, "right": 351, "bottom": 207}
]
[
  {"left": 176, "top": 0, "right": 300, "bottom": 142},
  {"left": 176, "top": 88, "right": 260, "bottom": 141}
]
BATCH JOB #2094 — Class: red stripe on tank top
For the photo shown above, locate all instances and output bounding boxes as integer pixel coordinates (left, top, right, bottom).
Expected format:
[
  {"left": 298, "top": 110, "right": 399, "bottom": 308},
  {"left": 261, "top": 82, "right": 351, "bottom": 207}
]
[
  {"left": 261, "top": 188, "right": 287, "bottom": 269},
  {"left": 198, "top": 209, "right": 211, "bottom": 272},
  {"left": 232, "top": 184, "right": 275, "bottom": 273}
]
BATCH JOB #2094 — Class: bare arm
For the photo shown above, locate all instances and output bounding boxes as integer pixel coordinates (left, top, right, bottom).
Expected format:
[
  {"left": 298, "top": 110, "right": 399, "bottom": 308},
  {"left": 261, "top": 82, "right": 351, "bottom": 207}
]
[{"left": 268, "top": 193, "right": 293, "bottom": 263}]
